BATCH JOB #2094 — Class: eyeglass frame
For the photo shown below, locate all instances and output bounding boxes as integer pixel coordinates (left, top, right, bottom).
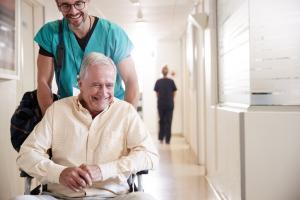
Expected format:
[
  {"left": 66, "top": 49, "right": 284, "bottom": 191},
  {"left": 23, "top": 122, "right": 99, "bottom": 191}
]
[{"left": 58, "top": 1, "right": 86, "bottom": 12}]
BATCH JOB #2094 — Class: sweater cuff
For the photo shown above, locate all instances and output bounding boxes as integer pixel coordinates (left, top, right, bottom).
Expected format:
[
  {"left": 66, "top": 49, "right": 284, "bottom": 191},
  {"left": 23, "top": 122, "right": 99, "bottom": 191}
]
[
  {"left": 99, "top": 162, "right": 117, "bottom": 181},
  {"left": 47, "top": 163, "right": 67, "bottom": 184}
]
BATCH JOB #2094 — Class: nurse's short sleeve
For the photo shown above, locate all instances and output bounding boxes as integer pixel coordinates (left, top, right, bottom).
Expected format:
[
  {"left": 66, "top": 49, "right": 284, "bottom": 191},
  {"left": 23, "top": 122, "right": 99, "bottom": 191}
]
[
  {"left": 108, "top": 23, "right": 134, "bottom": 65},
  {"left": 34, "top": 21, "right": 58, "bottom": 55}
]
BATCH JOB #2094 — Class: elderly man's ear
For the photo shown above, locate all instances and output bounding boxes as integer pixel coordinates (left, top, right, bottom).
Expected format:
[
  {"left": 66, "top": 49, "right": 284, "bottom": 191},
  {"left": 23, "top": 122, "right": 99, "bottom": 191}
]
[{"left": 77, "top": 79, "right": 82, "bottom": 87}]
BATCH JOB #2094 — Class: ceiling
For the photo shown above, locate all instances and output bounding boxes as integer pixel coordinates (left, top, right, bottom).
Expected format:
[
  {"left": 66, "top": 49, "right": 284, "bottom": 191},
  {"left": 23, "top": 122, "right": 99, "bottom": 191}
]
[{"left": 89, "top": 0, "right": 197, "bottom": 41}]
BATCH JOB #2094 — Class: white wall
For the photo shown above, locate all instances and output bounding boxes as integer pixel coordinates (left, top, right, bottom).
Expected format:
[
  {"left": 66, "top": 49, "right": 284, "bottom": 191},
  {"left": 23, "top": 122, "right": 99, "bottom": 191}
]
[
  {"left": 0, "top": 80, "right": 23, "bottom": 199},
  {"left": 211, "top": 107, "right": 244, "bottom": 200},
  {"left": 137, "top": 47, "right": 157, "bottom": 135},
  {"left": 205, "top": 106, "right": 300, "bottom": 200},
  {"left": 201, "top": 0, "right": 300, "bottom": 200},
  {"left": 203, "top": 0, "right": 218, "bottom": 178},
  {"left": 43, "top": 0, "right": 61, "bottom": 21},
  {"left": 244, "top": 108, "right": 300, "bottom": 200},
  {"left": 181, "top": 25, "right": 200, "bottom": 157}
]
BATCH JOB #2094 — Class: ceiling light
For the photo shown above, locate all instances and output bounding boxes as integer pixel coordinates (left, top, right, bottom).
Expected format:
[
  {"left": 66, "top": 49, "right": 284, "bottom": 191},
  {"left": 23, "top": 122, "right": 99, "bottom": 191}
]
[
  {"left": 129, "top": 0, "right": 140, "bottom": 6},
  {"left": 137, "top": 7, "right": 143, "bottom": 19}
]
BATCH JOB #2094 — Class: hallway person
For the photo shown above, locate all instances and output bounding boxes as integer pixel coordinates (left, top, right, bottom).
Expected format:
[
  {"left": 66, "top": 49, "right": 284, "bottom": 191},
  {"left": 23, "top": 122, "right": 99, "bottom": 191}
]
[
  {"left": 154, "top": 65, "right": 177, "bottom": 144},
  {"left": 36, "top": 0, "right": 139, "bottom": 115},
  {"left": 15, "top": 52, "right": 158, "bottom": 200}
]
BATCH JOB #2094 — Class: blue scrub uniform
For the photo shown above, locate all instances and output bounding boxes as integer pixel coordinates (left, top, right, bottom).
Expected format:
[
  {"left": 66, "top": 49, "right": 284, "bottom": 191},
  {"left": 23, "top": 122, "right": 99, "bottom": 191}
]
[{"left": 34, "top": 18, "right": 133, "bottom": 99}]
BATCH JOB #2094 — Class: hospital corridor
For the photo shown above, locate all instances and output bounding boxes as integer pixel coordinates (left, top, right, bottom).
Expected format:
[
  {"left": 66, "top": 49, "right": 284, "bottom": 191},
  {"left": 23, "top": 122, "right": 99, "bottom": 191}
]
[{"left": 1, "top": 0, "right": 300, "bottom": 200}]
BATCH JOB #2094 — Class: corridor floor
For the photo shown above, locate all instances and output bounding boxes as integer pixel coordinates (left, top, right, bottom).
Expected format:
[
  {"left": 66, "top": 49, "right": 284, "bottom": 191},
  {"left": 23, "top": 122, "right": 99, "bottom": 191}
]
[{"left": 143, "top": 135, "right": 218, "bottom": 200}]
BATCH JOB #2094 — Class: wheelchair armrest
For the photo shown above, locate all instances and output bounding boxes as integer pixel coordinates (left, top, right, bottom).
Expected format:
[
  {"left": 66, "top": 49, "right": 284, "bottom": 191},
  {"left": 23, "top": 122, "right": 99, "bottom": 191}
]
[
  {"left": 128, "top": 170, "right": 149, "bottom": 192},
  {"left": 136, "top": 170, "right": 148, "bottom": 192},
  {"left": 136, "top": 170, "right": 148, "bottom": 175},
  {"left": 20, "top": 170, "right": 33, "bottom": 195},
  {"left": 20, "top": 170, "right": 32, "bottom": 178},
  {"left": 20, "top": 170, "right": 43, "bottom": 195}
]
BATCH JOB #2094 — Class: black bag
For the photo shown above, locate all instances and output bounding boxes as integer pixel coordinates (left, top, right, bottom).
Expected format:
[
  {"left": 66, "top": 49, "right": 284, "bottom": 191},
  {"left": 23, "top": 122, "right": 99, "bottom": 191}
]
[{"left": 10, "top": 90, "right": 58, "bottom": 152}]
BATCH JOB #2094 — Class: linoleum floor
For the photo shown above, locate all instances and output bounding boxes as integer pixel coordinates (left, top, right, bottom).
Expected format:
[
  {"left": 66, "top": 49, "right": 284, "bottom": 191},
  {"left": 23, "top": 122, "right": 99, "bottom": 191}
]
[{"left": 143, "top": 135, "right": 218, "bottom": 200}]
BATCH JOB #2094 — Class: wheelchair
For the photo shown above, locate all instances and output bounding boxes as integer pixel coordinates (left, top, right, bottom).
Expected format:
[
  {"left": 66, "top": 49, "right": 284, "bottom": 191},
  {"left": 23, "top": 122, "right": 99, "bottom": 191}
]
[
  {"left": 11, "top": 90, "right": 149, "bottom": 196},
  {"left": 20, "top": 169, "right": 148, "bottom": 195}
]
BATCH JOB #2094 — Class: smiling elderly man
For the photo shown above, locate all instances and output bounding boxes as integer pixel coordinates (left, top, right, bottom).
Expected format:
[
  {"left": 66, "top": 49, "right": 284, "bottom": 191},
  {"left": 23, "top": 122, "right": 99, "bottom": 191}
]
[{"left": 15, "top": 52, "right": 158, "bottom": 200}]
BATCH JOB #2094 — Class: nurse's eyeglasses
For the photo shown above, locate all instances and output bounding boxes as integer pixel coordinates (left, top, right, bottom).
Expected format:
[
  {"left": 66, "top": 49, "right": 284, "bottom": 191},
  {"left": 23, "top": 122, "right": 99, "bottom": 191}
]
[{"left": 59, "top": 1, "right": 86, "bottom": 12}]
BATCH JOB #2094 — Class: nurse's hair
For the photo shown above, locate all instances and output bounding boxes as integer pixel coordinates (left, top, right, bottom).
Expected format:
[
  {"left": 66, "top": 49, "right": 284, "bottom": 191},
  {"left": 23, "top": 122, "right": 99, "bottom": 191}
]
[{"left": 79, "top": 52, "right": 117, "bottom": 79}]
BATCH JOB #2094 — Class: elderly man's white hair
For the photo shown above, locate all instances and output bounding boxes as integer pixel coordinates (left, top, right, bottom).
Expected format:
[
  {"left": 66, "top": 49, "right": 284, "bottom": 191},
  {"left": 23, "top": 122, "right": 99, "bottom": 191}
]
[{"left": 79, "top": 52, "right": 117, "bottom": 79}]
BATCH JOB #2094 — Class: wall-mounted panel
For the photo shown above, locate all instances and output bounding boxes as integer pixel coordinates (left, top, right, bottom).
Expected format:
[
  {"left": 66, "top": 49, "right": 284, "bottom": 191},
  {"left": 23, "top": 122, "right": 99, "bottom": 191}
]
[
  {"left": 217, "top": 0, "right": 250, "bottom": 105},
  {"left": 250, "top": 0, "right": 300, "bottom": 105}
]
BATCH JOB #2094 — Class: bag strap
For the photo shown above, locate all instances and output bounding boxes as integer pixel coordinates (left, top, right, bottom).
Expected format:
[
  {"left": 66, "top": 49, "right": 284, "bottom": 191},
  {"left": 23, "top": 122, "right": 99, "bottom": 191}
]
[
  {"left": 56, "top": 20, "right": 64, "bottom": 69},
  {"left": 56, "top": 20, "right": 64, "bottom": 97}
]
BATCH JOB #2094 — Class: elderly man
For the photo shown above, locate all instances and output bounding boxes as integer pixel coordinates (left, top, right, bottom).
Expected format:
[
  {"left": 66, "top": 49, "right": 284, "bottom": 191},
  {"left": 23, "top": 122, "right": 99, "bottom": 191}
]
[{"left": 15, "top": 52, "right": 158, "bottom": 200}]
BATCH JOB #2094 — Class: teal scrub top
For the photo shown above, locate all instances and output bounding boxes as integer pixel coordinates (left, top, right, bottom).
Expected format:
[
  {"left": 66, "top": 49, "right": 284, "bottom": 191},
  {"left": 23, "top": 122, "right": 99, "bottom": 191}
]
[{"left": 34, "top": 18, "right": 133, "bottom": 99}]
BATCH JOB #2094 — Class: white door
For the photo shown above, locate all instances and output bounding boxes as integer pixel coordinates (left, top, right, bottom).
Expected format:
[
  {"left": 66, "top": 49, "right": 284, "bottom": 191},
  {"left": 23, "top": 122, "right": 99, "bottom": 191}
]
[{"left": 17, "top": 0, "right": 44, "bottom": 101}]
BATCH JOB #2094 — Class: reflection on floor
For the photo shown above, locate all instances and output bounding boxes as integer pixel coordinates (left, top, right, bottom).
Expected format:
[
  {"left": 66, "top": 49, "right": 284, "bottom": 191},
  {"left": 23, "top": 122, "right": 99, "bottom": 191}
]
[{"left": 143, "top": 135, "right": 218, "bottom": 200}]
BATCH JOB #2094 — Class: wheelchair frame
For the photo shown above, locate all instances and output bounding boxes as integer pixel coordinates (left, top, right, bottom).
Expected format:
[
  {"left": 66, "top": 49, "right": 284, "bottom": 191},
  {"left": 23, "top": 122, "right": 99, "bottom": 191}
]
[{"left": 21, "top": 170, "right": 148, "bottom": 195}]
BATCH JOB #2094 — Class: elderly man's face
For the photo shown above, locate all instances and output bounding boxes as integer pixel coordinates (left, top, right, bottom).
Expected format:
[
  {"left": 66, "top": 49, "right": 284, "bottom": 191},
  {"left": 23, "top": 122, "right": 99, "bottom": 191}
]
[{"left": 78, "top": 63, "right": 115, "bottom": 116}]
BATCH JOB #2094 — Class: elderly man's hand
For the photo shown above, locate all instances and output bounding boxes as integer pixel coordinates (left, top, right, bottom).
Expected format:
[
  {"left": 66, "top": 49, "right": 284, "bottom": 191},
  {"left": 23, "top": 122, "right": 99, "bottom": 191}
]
[
  {"left": 59, "top": 167, "right": 92, "bottom": 192},
  {"left": 79, "top": 164, "right": 103, "bottom": 182}
]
